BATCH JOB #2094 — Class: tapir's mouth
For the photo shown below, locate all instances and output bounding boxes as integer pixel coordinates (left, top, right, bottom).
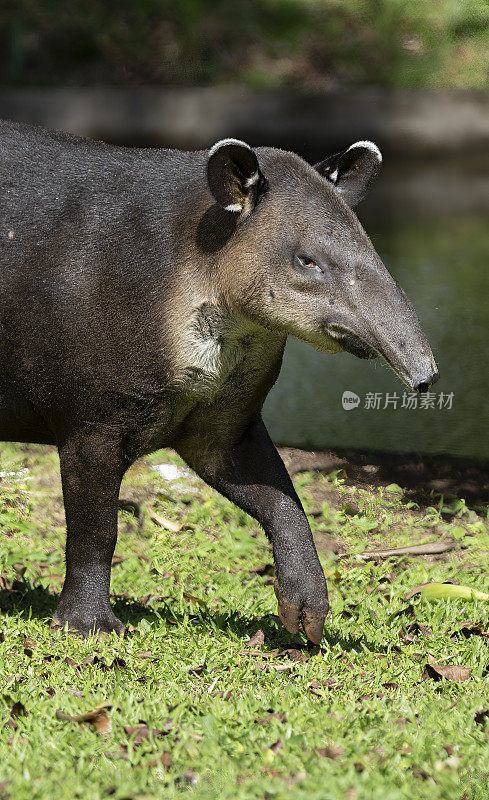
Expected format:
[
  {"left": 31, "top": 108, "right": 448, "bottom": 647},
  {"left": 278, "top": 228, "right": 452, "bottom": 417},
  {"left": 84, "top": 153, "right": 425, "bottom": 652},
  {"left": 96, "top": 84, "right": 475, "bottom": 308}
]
[
  {"left": 326, "top": 322, "right": 439, "bottom": 391},
  {"left": 327, "top": 324, "right": 378, "bottom": 361},
  {"left": 336, "top": 331, "right": 378, "bottom": 360}
]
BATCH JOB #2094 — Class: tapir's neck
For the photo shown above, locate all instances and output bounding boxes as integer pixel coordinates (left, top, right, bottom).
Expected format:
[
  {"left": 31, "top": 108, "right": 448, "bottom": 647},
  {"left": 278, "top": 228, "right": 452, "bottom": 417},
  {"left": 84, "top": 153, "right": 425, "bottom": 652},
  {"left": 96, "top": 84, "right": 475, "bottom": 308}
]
[{"left": 166, "top": 288, "right": 283, "bottom": 400}]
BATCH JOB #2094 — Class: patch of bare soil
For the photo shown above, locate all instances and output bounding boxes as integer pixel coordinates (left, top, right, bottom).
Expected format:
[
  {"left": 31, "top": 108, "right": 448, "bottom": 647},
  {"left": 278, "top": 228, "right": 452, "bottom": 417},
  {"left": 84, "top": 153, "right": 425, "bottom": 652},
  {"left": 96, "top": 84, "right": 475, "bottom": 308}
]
[
  {"left": 279, "top": 447, "right": 489, "bottom": 509},
  {"left": 279, "top": 447, "right": 489, "bottom": 563}
]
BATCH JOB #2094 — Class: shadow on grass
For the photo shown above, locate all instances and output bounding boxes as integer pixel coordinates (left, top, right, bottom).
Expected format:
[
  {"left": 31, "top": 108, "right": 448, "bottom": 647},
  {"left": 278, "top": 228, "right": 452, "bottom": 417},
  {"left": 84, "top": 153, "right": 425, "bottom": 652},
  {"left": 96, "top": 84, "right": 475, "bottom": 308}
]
[
  {"left": 0, "top": 581, "right": 386, "bottom": 654},
  {"left": 287, "top": 447, "right": 489, "bottom": 510},
  {"left": 0, "top": 581, "right": 57, "bottom": 620}
]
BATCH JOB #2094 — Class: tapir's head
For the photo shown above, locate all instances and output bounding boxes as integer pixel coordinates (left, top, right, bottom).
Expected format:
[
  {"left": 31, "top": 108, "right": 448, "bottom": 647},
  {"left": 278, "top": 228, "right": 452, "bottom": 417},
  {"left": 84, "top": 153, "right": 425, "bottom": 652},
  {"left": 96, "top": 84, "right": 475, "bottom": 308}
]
[{"left": 205, "top": 138, "right": 438, "bottom": 391}]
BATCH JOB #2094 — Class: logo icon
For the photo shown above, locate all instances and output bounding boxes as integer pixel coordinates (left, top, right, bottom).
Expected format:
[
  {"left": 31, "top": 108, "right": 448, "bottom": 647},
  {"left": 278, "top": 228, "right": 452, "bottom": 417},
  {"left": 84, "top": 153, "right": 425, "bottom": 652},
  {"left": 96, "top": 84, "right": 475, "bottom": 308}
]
[{"left": 342, "top": 390, "right": 360, "bottom": 411}]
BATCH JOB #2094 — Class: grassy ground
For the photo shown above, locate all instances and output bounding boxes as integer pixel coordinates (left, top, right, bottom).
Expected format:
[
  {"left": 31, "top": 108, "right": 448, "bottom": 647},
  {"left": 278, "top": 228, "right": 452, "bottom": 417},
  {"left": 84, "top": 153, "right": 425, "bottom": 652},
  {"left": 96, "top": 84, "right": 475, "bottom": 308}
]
[{"left": 0, "top": 442, "right": 489, "bottom": 799}]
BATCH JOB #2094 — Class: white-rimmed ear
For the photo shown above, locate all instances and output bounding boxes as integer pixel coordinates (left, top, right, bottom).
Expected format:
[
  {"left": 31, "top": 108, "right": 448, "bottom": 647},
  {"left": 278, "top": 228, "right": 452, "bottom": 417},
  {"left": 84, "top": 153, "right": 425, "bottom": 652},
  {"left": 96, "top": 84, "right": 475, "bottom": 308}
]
[
  {"left": 207, "top": 138, "right": 266, "bottom": 222},
  {"left": 315, "top": 140, "right": 382, "bottom": 207}
]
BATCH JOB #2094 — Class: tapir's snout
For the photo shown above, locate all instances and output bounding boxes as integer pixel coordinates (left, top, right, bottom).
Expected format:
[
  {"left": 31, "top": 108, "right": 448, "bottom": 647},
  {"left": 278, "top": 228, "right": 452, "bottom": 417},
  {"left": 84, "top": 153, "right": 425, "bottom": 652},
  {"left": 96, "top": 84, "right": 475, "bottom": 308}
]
[
  {"left": 337, "top": 327, "right": 439, "bottom": 392},
  {"left": 380, "top": 345, "right": 439, "bottom": 393},
  {"left": 369, "top": 282, "right": 439, "bottom": 393},
  {"left": 326, "top": 272, "right": 439, "bottom": 393},
  {"left": 412, "top": 369, "right": 439, "bottom": 394}
]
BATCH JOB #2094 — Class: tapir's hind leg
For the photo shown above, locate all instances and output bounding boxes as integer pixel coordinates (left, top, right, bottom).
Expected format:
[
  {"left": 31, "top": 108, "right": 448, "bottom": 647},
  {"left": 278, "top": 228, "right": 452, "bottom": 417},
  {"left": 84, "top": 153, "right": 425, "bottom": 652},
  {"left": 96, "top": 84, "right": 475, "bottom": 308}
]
[{"left": 53, "top": 431, "right": 128, "bottom": 636}]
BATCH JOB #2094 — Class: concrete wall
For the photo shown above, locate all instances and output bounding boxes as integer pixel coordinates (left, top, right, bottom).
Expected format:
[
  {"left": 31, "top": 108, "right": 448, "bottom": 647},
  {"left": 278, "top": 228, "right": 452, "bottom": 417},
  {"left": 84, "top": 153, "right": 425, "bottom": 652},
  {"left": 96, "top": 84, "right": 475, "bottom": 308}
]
[{"left": 2, "top": 87, "right": 489, "bottom": 157}]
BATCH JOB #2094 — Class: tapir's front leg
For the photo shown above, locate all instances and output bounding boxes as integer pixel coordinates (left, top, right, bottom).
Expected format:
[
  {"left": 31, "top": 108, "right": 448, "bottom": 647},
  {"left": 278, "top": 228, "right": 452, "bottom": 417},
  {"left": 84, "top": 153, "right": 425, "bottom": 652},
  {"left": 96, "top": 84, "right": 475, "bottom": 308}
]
[
  {"left": 53, "top": 431, "right": 128, "bottom": 636},
  {"left": 178, "top": 417, "right": 329, "bottom": 644}
]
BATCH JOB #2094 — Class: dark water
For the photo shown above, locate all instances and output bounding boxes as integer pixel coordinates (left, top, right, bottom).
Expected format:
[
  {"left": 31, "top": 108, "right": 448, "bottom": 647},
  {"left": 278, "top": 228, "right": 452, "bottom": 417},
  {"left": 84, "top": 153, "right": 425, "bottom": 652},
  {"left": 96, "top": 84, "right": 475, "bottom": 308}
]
[{"left": 263, "top": 164, "right": 489, "bottom": 458}]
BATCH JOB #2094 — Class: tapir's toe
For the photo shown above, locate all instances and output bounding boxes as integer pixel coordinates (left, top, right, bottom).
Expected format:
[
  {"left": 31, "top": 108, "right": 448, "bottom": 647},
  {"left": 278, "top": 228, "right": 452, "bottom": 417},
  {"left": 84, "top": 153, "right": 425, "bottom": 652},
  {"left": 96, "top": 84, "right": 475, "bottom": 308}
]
[
  {"left": 274, "top": 581, "right": 301, "bottom": 635},
  {"left": 52, "top": 604, "right": 125, "bottom": 638},
  {"left": 274, "top": 579, "right": 327, "bottom": 645},
  {"left": 301, "top": 611, "right": 326, "bottom": 646}
]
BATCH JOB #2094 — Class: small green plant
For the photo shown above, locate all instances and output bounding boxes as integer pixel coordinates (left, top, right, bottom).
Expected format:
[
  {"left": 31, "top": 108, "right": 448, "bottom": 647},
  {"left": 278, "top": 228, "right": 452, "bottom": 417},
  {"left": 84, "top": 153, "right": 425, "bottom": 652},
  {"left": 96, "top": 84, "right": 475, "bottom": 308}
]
[{"left": 327, "top": 468, "right": 346, "bottom": 487}]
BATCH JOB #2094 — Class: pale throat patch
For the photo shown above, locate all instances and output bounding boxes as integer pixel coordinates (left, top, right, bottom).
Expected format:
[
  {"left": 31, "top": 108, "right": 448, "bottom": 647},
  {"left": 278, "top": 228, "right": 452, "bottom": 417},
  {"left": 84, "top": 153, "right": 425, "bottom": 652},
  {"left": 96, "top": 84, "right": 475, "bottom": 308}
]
[{"left": 172, "top": 302, "right": 272, "bottom": 398}]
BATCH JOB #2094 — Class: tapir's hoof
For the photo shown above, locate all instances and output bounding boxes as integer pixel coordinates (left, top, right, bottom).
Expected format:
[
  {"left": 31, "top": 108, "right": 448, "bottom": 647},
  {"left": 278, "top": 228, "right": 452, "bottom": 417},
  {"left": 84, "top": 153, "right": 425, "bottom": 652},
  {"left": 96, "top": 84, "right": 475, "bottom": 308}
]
[
  {"left": 52, "top": 606, "right": 126, "bottom": 638},
  {"left": 274, "top": 579, "right": 326, "bottom": 645}
]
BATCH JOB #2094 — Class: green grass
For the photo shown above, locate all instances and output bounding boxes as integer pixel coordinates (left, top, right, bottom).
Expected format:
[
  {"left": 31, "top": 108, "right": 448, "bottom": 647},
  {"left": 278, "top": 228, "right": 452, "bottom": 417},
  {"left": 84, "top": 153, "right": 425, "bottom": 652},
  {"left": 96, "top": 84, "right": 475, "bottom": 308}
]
[{"left": 0, "top": 443, "right": 489, "bottom": 799}]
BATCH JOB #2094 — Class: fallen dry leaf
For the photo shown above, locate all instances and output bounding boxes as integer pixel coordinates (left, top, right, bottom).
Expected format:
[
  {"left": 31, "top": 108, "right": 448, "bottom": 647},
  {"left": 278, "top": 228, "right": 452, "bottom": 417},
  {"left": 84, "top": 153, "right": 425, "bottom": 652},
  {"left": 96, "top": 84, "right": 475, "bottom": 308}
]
[
  {"left": 399, "top": 627, "right": 415, "bottom": 644},
  {"left": 175, "top": 768, "right": 197, "bottom": 786},
  {"left": 357, "top": 692, "right": 385, "bottom": 702},
  {"left": 103, "top": 746, "right": 129, "bottom": 761},
  {"left": 372, "top": 744, "right": 387, "bottom": 761},
  {"left": 278, "top": 647, "right": 309, "bottom": 663},
  {"left": 450, "top": 624, "right": 489, "bottom": 641},
  {"left": 56, "top": 702, "right": 111, "bottom": 735},
  {"left": 9, "top": 700, "right": 27, "bottom": 719},
  {"left": 411, "top": 766, "right": 433, "bottom": 781},
  {"left": 315, "top": 744, "right": 345, "bottom": 760},
  {"left": 182, "top": 592, "right": 206, "bottom": 607},
  {"left": 236, "top": 774, "right": 253, "bottom": 785},
  {"left": 246, "top": 629, "right": 265, "bottom": 648},
  {"left": 146, "top": 507, "right": 183, "bottom": 532},
  {"left": 239, "top": 648, "right": 279, "bottom": 659},
  {"left": 188, "top": 663, "right": 206, "bottom": 676},
  {"left": 7, "top": 734, "right": 26, "bottom": 747},
  {"left": 421, "top": 662, "right": 472, "bottom": 682},
  {"left": 238, "top": 648, "right": 268, "bottom": 658},
  {"left": 399, "top": 622, "right": 432, "bottom": 644},
  {"left": 111, "top": 553, "right": 128, "bottom": 565},
  {"left": 254, "top": 661, "right": 293, "bottom": 674},
  {"left": 110, "top": 657, "right": 127, "bottom": 669},
  {"left": 408, "top": 622, "right": 432, "bottom": 637},
  {"left": 123, "top": 724, "right": 168, "bottom": 745},
  {"left": 147, "top": 751, "right": 172, "bottom": 771},
  {"left": 4, "top": 698, "right": 27, "bottom": 730},
  {"left": 308, "top": 678, "right": 344, "bottom": 696},
  {"left": 255, "top": 712, "right": 287, "bottom": 726}
]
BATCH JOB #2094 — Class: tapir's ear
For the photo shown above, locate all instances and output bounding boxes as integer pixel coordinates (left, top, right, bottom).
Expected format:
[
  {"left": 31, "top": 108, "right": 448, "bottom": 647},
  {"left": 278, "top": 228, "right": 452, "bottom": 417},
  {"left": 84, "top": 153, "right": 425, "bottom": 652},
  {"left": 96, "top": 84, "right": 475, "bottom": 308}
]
[
  {"left": 314, "top": 140, "right": 382, "bottom": 207},
  {"left": 207, "top": 138, "right": 266, "bottom": 221}
]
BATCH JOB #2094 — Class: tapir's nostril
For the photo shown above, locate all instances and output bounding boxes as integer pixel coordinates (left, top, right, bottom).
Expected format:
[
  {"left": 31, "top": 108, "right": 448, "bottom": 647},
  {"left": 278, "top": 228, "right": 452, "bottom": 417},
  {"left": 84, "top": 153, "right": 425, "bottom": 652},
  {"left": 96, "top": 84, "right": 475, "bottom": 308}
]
[{"left": 414, "top": 370, "right": 440, "bottom": 393}]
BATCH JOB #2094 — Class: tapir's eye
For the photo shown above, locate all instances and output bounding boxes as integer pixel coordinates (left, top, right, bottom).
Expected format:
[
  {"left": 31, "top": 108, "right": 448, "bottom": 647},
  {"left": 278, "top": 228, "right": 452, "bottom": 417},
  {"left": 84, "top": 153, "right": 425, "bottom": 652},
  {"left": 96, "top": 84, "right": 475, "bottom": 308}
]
[{"left": 296, "top": 255, "right": 321, "bottom": 272}]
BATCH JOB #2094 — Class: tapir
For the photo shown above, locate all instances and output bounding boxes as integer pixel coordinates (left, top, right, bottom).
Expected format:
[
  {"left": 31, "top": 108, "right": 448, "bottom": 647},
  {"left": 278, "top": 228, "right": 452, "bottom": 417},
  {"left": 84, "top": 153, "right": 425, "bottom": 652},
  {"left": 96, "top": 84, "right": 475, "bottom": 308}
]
[{"left": 0, "top": 121, "right": 438, "bottom": 642}]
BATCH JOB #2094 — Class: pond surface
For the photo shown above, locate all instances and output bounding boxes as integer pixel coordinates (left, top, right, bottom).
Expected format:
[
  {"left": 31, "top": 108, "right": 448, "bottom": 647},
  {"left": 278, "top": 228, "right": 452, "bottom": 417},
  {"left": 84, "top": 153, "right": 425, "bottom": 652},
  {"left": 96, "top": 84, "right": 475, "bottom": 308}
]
[{"left": 263, "top": 162, "right": 489, "bottom": 458}]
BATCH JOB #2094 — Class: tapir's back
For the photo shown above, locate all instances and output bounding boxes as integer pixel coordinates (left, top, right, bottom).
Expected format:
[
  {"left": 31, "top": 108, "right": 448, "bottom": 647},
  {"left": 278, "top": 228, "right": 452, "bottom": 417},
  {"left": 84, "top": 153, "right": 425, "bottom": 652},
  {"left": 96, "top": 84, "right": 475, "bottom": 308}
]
[
  {"left": 0, "top": 119, "right": 201, "bottom": 283},
  {"left": 0, "top": 120, "right": 205, "bottom": 442}
]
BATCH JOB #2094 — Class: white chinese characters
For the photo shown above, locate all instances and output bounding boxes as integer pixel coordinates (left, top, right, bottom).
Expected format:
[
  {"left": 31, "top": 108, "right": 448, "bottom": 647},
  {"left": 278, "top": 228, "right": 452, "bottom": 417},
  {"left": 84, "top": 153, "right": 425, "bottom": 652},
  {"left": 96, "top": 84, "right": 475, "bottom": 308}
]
[{"left": 343, "top": 391, "right": 454, "bottom": 411}]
